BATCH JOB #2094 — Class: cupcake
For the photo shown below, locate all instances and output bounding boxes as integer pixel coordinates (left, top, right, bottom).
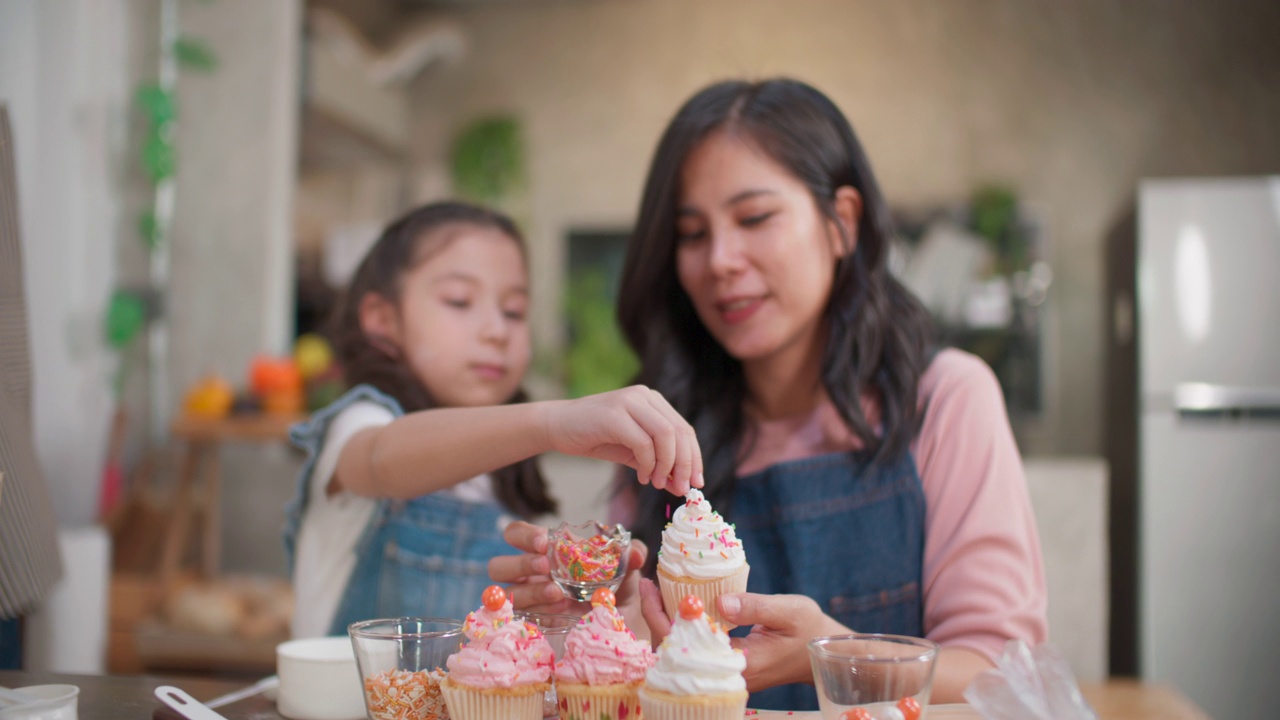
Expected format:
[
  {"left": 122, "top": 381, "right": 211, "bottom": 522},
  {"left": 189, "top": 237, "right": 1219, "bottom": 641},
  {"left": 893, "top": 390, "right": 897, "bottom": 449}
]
[
  {"left": 554, "top": 587, "right": 655, "bottom": 720},
  {"left": 442, "top": 585, "right": 554, "bottom": 720},
  {"left": 656, "top": 489, "right": 749, "bottom": 629},
  {"left": 639, "top": 595, "right": 748, "bottom": 720}
]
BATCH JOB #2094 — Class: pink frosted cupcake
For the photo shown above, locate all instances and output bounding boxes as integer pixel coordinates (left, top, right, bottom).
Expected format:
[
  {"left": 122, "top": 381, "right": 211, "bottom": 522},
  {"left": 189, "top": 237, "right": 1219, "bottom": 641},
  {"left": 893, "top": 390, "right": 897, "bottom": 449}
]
[
  {"left": 441, "top": 585, "right": 554, "bottom": 720},
  {"left": 554, "top": 587, "right": 655, "bottom": 720}
]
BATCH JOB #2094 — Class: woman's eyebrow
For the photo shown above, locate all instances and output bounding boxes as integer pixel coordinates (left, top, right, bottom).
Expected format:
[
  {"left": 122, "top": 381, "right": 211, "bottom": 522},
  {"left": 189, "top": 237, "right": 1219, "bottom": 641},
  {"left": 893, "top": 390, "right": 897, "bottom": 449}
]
[
  {"left": 724, "top": 188, "right": 777, "bottom": 206},
  {"left": 678, "top": 188, "right": 778, "bottom": 216}
]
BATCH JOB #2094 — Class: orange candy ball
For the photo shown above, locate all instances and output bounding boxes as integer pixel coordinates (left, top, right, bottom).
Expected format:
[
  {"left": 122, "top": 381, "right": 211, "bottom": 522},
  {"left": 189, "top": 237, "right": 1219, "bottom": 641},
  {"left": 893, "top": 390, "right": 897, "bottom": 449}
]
[
  {"left": 841, "top": 710, "right": 874, "bottom": 720},
  {"left": 678, "top": 594, "right": 704, "bottom": 621},
  {"left": 591, "top": 587, "right": 616, "bottom": 607},
  {"left": 897, "top": 697, "right": 922, "bottom": 720},
  {"left": 481, "top": 585, "right": 507, "bottom": 611}
]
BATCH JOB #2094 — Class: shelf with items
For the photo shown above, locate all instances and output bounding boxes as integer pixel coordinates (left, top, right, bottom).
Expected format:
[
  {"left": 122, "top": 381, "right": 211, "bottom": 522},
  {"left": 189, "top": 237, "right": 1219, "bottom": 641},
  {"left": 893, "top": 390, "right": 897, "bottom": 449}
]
[{"left": 891, "top": 190, "right": 1051, "bottom": 428}]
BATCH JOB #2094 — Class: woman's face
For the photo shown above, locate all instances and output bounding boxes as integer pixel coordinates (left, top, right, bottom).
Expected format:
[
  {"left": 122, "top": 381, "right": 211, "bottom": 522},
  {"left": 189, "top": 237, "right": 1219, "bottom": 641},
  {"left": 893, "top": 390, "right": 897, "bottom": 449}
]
[
  {"left": 363, "top": 224, "right": 532, "bottom": 407},
  {"left": 674, "top": 131, "right": 851, "bottom": 371}
]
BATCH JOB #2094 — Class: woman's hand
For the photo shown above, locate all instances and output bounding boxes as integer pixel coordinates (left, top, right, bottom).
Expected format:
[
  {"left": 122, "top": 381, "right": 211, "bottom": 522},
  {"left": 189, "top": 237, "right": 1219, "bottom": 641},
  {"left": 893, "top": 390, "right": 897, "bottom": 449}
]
[
  {"left": 716, "top": 593, "right": 851, "bottom": 692},
  {"left": 542, "top": 386, "right": 703, "bottom": 495},
  {"left": 489, "top": 521, "right": 653, "bottom": 639}
]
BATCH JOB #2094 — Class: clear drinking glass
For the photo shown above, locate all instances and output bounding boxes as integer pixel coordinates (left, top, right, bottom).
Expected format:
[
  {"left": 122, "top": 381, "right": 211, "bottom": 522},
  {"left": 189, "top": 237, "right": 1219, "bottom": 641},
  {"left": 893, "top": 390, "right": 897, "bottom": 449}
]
[
  {"left": 808, "top": 633, "right": 939, "bottom": 720},
  {"left": 515, "top": 612, "right": 580, "bottom": 718},
  {"left": 547, "top": 521, "right": 630, "bottom": 602},
  {"left": 349, "top": 617, "right": 464, "bottom": 720}
]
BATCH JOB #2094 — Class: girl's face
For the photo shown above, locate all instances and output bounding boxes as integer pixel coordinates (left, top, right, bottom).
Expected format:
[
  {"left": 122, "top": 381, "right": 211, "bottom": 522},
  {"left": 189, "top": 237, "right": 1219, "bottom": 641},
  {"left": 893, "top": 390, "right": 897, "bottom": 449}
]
[
  {"left": 365, "top": 225, "right": 532, "bottom": 407},
  {"left": 674, "top": 131, "right": 854, "bottom": 372}
]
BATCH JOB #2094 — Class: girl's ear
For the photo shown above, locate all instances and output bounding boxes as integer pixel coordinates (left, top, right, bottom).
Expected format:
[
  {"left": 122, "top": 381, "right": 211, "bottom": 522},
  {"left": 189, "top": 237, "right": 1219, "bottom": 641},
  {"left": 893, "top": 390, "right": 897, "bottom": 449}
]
[
  {"left": 358, "top": 291, "right": 402, "bottom": 355},
  {"left": 828, "top": 185, "right": 863, "bottom": 259}
]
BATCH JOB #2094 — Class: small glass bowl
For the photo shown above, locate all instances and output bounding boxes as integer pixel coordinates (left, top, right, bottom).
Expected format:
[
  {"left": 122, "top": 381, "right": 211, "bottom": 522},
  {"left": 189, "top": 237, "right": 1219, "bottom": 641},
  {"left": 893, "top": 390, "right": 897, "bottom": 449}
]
[
  {"left": 808, "top": 633, "right": 939, "bottom": 720},
  {"left": 515, "top": 612, "right": 581, "bottom": 718},
  {"left": 348, "top": 617, "right": 464, "bottom": 720},
  {"left": 547, "top": 520, "right": 630, "bottom": 602}
]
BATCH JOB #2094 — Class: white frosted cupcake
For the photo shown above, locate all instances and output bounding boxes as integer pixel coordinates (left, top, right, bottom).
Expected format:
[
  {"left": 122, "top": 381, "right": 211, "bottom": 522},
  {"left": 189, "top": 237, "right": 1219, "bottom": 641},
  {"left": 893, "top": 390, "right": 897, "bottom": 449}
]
[
  {"left": 638, "top": 594, "right": 748, "bottom": 720},
  {"left": 656, "top": 489, "right": 749, "bottom": 629}
]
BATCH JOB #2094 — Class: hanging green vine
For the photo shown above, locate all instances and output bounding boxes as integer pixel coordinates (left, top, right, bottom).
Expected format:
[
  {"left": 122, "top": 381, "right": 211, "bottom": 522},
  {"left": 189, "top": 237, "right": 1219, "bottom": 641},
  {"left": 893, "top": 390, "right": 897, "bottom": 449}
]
[
  {"left": 104, "top": 2, "right": 219, "bottom": 400},
  {"left": 451, "top": 116, "right": 525, "bottom": 205}
]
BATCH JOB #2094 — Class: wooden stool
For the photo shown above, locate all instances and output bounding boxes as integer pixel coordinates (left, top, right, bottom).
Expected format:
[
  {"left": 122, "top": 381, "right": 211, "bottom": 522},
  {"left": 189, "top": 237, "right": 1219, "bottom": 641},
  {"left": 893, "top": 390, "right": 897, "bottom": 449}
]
[{"left": 158, "top": 412, "right": 303, "bottom": 589}]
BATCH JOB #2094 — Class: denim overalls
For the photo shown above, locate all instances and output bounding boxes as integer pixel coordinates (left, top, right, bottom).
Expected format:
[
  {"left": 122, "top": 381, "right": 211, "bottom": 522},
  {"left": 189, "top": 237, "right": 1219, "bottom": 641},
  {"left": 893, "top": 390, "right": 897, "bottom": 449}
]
[
  {"left": 729, "top": 448, "right": 925, "bottom": 711},
  {"left": 283, "top": 385, "right": 512, "bottom": 635}
]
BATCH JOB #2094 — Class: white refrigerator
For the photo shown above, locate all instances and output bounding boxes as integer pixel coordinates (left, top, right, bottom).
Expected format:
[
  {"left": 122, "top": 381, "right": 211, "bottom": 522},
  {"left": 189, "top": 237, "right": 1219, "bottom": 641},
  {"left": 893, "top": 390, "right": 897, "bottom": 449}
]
[{"left": 1137, "top": 177, "right": 1280, "bottom": 717}]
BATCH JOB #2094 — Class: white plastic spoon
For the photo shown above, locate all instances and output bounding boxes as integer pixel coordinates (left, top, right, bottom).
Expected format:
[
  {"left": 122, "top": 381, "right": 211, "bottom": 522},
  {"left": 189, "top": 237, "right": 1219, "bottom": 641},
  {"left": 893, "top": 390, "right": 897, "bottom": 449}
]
[
  {"left": 0, "top": 686, "right": 40, "bottom": 707},
  {"left": 154, "top": 686, "right": 231, "bottom": 720}
]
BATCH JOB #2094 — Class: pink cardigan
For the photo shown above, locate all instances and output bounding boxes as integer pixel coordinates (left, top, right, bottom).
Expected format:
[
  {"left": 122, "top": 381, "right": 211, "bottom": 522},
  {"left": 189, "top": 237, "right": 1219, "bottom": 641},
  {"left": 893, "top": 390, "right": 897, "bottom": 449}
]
[{"left": 614, "top": 349, "right": 1048, "bottom": 663}]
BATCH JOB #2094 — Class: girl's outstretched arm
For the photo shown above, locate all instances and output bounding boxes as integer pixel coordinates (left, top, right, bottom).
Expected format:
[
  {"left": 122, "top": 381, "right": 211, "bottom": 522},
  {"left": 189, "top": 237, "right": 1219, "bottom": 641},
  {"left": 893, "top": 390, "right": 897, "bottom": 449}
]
[{"left": 335, "top": 385, "right": 703, "bottom": 499}]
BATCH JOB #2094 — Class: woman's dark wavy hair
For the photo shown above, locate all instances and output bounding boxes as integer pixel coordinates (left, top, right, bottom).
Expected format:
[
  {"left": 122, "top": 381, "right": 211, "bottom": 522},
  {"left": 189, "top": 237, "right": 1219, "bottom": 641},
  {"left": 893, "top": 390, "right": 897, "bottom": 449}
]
[
  {"left": 330, "top": 200, "right": 556, "bottom": 518},
  {"left": 617, "top": 78, "right": 933, "bottom": 571}
]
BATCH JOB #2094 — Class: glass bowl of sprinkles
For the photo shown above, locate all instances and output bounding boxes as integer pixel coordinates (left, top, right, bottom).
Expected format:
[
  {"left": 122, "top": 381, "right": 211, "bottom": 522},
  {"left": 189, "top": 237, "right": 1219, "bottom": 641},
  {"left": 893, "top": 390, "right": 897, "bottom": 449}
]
[
  {"left": 348, "top": 617, "right": 463, "bottom": 720},
  {"left": 547, "top": 520, "right": 631, "bottom": 602}
]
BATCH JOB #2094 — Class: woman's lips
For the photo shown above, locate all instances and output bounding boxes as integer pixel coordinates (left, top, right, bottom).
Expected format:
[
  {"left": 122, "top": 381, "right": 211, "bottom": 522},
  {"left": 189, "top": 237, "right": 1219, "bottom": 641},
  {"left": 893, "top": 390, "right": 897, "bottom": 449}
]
[{"left": 716, "top": 296, "right": 764, "bottom": 325}]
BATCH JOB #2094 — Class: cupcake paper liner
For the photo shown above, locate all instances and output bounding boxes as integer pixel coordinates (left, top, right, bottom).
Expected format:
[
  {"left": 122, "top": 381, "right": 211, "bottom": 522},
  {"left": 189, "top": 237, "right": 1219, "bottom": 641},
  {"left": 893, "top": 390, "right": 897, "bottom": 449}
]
[
  {"left": 439, "top": 678, "right": 547, "bottom": 720},
  {"left": 555, "top": 681, "right": 643, "bottom": 720},
  {"left": 657, "top": 564, "right": 750, "bottom": 630},
  {"left": 637, "top": 686, "right": 748, "bottom": 720}
]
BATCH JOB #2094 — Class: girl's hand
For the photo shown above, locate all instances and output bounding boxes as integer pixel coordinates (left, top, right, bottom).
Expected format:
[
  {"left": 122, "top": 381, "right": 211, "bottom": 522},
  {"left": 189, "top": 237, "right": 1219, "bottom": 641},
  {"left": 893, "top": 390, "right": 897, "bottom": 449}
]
[
  {"left": 542, "top": 386, "right": 703, "bottom": 495},
  {"left": 489, "top": 521, "right": 653, "bottom": 638},
  {"left": 716, "top": 592, "right": 851, "bottom": 692}
]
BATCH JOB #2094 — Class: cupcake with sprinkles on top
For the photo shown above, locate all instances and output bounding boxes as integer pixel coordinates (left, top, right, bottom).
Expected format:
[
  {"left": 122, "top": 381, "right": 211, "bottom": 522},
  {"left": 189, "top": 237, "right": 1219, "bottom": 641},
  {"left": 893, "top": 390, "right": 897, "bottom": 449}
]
[
  {"left": 553, "top": 587, "right": 655, "bottom": 720},
  {"left": 656, "top": 488, "right": 749, "bottom": 629},
  {"left": 441, "top": 585, "right": 554, "bottom": 720},
  {"left": 639, "top": 594, "right": 748, "bottom": 720}
]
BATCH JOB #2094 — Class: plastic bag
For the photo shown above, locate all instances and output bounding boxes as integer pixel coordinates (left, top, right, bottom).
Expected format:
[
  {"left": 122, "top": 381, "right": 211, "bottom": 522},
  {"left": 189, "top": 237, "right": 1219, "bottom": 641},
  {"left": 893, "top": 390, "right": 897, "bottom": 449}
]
[{"left": 962, "top": 640, "right": 1098, "bottom": 720}]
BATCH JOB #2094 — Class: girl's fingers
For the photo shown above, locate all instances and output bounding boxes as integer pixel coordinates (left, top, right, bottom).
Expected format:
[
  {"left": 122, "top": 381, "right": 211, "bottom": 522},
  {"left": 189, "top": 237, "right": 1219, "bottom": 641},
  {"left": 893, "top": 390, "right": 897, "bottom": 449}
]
[
  {"left": 626, "top": 392, "right": 678, "bottom": 489},
  {"left": 505, "top": 578, "right": 569, "bottom": 610},
  {"left": 644, "top": 388, "right": 701, "bottom": 495},
  {"left": 502, "top": 521, "right": 549, "bottom": 555},
  {"left": 488, "top": 552, "right": 549, "bottom": 584},
  {"left": 613, "top": 406, "right": 660, "bottom": 487}
]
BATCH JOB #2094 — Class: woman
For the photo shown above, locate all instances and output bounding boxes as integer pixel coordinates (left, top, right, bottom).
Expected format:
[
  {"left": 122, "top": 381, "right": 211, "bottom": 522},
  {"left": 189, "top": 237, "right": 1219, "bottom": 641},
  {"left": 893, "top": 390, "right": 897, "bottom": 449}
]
[{"left": 491, "top": 78, "right": 1047, "bottom": 708}]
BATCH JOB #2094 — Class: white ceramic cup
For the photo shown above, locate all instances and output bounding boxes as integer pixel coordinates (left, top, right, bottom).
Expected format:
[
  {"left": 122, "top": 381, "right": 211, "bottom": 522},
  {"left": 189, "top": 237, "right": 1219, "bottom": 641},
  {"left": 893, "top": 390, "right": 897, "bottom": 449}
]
[
  {"left": 275, "top": 637, "right": 366, "bottom": 720},
  {"left": 0, "top": 684, "right": 79, "bottom": 720}
]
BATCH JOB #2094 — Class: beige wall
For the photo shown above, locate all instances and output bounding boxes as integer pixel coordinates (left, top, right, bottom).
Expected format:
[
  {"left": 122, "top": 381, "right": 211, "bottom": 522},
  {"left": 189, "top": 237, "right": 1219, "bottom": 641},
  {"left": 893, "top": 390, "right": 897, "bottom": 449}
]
[
  {"left": 409, "top": 0, "right": 1280, "bottom": 455},
  {"left": 167, "top": 0, "right": 303, "bottom": 575}
]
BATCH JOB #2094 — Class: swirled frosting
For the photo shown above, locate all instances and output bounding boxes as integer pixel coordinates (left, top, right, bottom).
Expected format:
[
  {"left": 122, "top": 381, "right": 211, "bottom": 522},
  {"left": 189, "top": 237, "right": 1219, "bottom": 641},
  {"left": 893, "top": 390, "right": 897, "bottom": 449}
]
[
  {"left": 445, "top": 595, "right": 553, "bottom": 688},
  {"left": 657, "top": 489, "right": 747, "bottom": 579},
  {"left": 554, "top": 601, "right": 654, "bottom": 685},
  {"left": 643, "top": 609, "right": 746, "bottom": 695}
]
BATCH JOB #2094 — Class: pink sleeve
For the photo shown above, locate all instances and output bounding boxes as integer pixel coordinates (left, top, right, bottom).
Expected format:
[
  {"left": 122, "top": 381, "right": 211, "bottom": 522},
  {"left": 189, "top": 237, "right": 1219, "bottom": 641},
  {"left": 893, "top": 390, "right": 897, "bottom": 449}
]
[
  {"left": 607, "top": 467, "right": 638, "bottom": 527},
  {"left": 912, "top": 350, "right": 1048, "bottom": 662}
]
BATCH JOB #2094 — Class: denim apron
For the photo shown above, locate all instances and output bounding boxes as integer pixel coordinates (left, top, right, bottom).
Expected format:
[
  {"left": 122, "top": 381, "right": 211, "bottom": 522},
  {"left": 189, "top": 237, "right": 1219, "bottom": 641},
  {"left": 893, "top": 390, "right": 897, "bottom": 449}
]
[
  {"left": 283, "top": 385, "right": 512, "bottom": 635},
  {"left": 729, "top": 448, "right": 926, "bottom": 711}
]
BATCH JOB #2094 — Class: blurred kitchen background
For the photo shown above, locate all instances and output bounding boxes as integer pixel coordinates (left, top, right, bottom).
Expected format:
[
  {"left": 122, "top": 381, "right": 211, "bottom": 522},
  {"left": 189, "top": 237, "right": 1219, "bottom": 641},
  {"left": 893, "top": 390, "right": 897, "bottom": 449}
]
[{"left": 2, "top": 0, "right": 1278, "bottom": 716}]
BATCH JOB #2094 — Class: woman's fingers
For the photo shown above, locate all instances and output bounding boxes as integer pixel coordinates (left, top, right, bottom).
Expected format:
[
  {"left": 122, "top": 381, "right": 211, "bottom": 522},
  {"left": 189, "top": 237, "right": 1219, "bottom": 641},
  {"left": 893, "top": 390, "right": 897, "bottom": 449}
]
[
  {"left": 639, "top": 578, "right": 672, "bottom": 648},
  {"left": 628, "top": 540, "right": 648, "bottom": 573},
  {"left": 716, "top": 592, "right": 814, "bottom": 632}
]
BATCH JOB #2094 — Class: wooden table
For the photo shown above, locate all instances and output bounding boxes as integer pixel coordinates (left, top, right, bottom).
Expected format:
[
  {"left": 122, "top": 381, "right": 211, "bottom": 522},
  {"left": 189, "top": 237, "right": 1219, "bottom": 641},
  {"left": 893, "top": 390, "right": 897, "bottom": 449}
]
[{"left": 0, "top": 671, "right": 1210, "bottom": 720}]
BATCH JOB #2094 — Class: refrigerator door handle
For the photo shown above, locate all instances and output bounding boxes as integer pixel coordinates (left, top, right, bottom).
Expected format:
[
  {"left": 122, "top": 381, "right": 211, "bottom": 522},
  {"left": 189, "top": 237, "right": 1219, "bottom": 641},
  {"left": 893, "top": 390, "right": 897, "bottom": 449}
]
[{"left": 1174, "top": 383, "right": 1280, "bottom": 414}]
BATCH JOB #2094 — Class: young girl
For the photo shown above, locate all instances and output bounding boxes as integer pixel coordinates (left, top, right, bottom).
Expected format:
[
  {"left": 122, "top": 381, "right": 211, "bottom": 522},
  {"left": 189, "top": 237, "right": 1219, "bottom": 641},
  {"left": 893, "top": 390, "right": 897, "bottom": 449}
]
[
  {"left": 283, "top": 201, "right": 701, "bottom": 638},
  {"left": 491, "top": 79, "right": 1048, "bottom": 708}
]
